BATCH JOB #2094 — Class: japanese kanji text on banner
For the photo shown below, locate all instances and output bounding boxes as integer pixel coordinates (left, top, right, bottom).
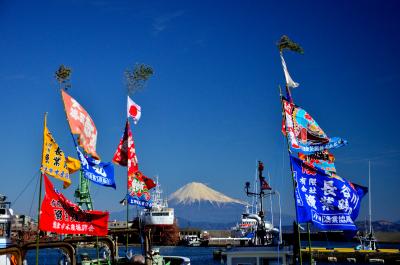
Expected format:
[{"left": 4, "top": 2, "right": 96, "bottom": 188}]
[
  {"left": 61, "top": 90, "right": 100, "bottom": 159},
  {"left": 39, "top": 174, "right": 109, "bottom": 236}
]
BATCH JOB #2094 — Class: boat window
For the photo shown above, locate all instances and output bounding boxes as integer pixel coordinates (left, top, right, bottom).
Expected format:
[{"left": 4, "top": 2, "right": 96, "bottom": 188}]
[
  {"left": 151, "top": 212, "right": 169, "bottom": 216},
  {"left": 0, "top": 223, "right": 10, "bottom": 237}
]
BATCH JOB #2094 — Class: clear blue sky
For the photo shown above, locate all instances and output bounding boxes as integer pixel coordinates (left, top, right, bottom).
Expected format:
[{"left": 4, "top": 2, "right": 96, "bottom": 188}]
[{"left": 1, "top": 0, "right": 399, "bottom": 222}]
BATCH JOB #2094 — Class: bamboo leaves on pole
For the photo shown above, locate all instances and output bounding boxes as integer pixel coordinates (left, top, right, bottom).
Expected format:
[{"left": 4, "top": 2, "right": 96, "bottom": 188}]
[
  {"left": 55, "top": 64, "right": 72, "bottom": 91},
  {"left": 125, "top": 63, "right": 154, "bottom": 96}
]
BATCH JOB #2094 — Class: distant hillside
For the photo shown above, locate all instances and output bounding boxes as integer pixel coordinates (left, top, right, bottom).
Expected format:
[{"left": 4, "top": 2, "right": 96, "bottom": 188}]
[{"left": 355, "top": 220, "right": 400, "bottom": 232}]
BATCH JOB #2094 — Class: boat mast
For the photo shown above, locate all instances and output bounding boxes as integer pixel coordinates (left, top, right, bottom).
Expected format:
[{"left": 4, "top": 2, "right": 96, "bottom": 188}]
[{"left": 368, "top": 160, "right": 372, "bottom": 235}]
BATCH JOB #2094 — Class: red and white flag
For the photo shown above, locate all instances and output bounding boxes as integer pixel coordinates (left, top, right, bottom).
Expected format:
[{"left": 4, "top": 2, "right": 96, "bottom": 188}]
[{"left": 127, "top": 96, "right": 141, "bottom": 124}]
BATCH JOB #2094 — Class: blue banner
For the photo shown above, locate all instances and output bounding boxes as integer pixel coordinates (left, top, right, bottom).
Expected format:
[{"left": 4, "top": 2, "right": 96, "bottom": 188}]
[
  {"left": 76, "top": 147, "right": 116, "bottom": 189},
  {"left": 291, "top": 156, "right": 367, "bottom": 231},
  {"left": 127, "top": 194, "right": 153, "bottom": 209}
]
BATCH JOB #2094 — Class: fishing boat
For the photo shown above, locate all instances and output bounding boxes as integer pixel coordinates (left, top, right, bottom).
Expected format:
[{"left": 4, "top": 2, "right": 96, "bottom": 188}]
[
  {"left": 230, "top": 205, "right": 258, "bottom": 238},
  {"left": 240, "top": 162, "right": 281, "bottom": 247},
  {"left": 142, "top": 177, "right": 174, "bottom": 226},
  {"left": 0, "top": 194, "right": 16, "bottom": 265}
]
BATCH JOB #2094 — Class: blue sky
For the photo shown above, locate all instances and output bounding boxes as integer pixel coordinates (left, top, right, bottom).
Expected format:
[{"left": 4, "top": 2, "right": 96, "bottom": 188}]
[{"left": 0, "top": 0, "right": 399, "bottom": 222}]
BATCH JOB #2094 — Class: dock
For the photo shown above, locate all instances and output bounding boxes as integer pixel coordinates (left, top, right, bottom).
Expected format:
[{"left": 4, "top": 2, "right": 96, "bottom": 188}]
[{"left": 300, "top": 247, "right": 400, "bottom": 264}]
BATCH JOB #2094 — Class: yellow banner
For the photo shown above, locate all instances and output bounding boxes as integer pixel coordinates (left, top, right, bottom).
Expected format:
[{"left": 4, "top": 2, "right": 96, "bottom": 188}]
[{"left": 41, "top": 116, "right": 80, "bottom": 188}]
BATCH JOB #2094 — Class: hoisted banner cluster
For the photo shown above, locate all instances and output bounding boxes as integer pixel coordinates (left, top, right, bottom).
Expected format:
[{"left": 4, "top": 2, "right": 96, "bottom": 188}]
[{"left": 113, "top": 120, "right": 155, "bottom": 209}]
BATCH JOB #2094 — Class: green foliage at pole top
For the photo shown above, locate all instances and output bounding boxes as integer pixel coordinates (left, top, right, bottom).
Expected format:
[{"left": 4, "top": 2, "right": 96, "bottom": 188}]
[
  {"left": 125, "top": 63, "right": 154, "bottom": 95},
  {"left": 277, "top": 35, "right": 304, "bottom": 54},
  {"left": 55, "top": 65, "right": 72, "bottom": 90}
]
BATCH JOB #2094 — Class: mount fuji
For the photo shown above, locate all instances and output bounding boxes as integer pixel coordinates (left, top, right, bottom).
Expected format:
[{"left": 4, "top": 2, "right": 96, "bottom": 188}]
[{"left": 168, "top": 182, "right": 246, "bottom": 228}]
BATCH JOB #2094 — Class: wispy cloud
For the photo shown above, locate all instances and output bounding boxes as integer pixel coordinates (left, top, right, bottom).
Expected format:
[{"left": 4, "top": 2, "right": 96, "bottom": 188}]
[{"left": 152, "top": 10, "right": 185, "bottom": 35}]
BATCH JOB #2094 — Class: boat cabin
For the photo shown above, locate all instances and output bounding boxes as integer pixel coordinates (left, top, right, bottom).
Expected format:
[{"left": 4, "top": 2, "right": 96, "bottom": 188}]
[{"left": 225, "top": 246, "right": 293, "bottom": 265}]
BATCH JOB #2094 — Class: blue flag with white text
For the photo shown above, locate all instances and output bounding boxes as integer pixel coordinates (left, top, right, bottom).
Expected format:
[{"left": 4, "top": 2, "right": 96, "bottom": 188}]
[
  {"left": 76, "top": 147, "right": 116, "bottom": 189},
  {"left": 127, "top": 194, "right": 153, "bottom": 209},
  {"left": 291, "top": 156, "right": 367, "bottom": 231}
]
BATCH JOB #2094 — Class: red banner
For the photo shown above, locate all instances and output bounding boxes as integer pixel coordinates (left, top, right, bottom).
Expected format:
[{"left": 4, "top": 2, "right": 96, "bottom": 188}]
[
  {"left": 61, "top": 90, "right": 99, "bottom": 159},
  {"left": 39, "top": 175, "right": 109, "bottom": 236},
  {"left": 112, "top": 120, "right": 139, "bottom": 174}
]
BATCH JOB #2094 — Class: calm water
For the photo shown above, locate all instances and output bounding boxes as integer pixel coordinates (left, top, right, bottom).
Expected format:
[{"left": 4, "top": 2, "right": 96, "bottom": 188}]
[
  {"left": 25, "top": 245, "right": 222, "bottom": 265},
  {"left": 23, "top": 242, "right": 400, "bottom": 265}
]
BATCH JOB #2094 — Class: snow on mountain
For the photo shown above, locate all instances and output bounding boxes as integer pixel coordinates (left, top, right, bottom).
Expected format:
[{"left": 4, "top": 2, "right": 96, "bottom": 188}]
[{"left": 168, "top": 182, "right": 245, "bottom": 205}]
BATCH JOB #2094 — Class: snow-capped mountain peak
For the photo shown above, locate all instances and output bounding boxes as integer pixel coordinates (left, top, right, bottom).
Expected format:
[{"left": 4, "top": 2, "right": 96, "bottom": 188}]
[{"left": 168, "top": 182, "right": 244, "bottom": 205}]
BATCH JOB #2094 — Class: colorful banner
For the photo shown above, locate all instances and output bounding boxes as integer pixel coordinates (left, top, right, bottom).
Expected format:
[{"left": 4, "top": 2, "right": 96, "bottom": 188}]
[
  {"left": 41, "top": 116, "right": 80, "bottom": 188},
  {"left": 298, "top": 150, "right": 336, "bottom": 174},
  {"left": 282, "top": 98, "right": 347, "bottom": 154},
  {"left": 61, "top": 90, "right": 99, "bottom": 159},
  {"left": 40, "top": 175, "right": 109, "bottom": 236},
  {"left": 291, "top": 156, "right": 367, "bottom": 231},
  {"left": 112, "top": 120, "right": 138, "bottom": 174},
  {"left": 76, "top": 147, "right": 116, "bottom": 189},
  {"left": 113, "top": 120, "right": 155, "bottom": 208},
  {"left": 127, "top": 171, "right": 153, "bottom": 209}
]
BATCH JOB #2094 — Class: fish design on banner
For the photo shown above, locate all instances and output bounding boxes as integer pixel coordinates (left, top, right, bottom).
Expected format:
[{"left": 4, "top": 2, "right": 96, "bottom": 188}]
[
  {"left": 298, "top": 150, "right": 337, "bottom": 175},
  {"left": 282, "top": 97, "right": 347, "bottom": 154},
  {"left": 113, "top": 120, "right": 155, "bottom": 208},
  {"left": 290, "top": 156, "right": 367, "bottom": 231},
  {"left": 127, "top": 171, "right": 155, "bottom": 209}
]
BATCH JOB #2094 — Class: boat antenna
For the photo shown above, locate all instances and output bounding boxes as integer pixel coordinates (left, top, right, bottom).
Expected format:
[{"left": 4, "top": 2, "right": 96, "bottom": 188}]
[{"left": 268, "top": 172, "right": 274, "bottom": 226}]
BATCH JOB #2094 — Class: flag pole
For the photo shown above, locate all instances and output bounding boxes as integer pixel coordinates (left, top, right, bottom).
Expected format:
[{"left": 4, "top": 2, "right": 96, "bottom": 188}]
[
  {"left": 35, "top": 172, "right": 43, "bottom": 265},
  {"left": 307, "top": 222, "right": 313, "bottom": 264},
  {"left": 36, "top": 112, "right": 47, "bottom": 265},
  {"left": 279, "top": 86, "right": 303, "bottom": 265},
  {"left": 126, "top": 175, "right": 129, "bottom": 252},
  {"left": 126, "top": 118, "right": 130, "bottom": 253}
]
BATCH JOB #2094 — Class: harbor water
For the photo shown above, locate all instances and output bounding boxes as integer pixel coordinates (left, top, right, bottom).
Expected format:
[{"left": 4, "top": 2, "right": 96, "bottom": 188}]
[
  {"left": 24, "top": 245, "right": 222, "bottom": 265},
  {"left": 22, "top": 242, "right": 400, "bottom": 265}
]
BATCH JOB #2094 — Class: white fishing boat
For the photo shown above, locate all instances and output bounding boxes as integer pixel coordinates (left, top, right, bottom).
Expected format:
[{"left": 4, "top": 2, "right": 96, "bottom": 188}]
[
  {"left": 0, "top": 194, "right": 15, "bottom": 265},
  {"left": 142, "top": 177, "right": 174, "bottom": 226},
  {"left": 231, "top": 205, "right": 258, "bottom": 238}
]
